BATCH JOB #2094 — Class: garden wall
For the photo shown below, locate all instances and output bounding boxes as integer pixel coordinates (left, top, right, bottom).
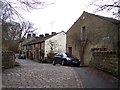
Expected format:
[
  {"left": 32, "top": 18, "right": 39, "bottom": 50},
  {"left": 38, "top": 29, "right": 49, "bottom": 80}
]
[
  {"left": 90, "top": 48, "right": 118, "bottom": 77},
  {"left": 2, "top": 51, "right": 15, "bottom": 69}
]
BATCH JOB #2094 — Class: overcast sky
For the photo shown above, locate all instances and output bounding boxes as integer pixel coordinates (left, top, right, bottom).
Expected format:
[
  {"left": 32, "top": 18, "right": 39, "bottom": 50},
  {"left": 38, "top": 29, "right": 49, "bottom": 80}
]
[{"left": 18, "top": 0, "right": 115, "bottom": 36}]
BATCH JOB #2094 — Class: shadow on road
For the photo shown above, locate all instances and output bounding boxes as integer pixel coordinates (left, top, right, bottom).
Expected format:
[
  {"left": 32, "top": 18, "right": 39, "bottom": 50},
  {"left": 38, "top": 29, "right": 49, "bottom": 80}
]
[{"left": 73, "top": 66, "right": 118, "bottom": 88}]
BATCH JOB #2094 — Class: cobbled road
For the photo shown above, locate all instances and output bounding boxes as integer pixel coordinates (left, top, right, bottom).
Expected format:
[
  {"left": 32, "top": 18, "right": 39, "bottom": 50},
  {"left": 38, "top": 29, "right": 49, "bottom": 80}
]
[{"left": 2, "top": 59, "right": 82, "bottom": 88}]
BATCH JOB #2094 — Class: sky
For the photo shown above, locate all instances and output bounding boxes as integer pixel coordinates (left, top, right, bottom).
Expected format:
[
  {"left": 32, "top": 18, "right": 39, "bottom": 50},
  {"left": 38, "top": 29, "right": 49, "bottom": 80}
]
[{"left": 18, "top": 0, "right": 115, "bottom": 36}]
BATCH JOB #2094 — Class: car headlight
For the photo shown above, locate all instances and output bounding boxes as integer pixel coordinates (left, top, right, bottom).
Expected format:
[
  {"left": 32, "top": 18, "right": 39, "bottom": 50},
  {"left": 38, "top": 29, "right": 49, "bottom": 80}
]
[{"left": 66, "top": 58, "right": 71, "bottom": 60}]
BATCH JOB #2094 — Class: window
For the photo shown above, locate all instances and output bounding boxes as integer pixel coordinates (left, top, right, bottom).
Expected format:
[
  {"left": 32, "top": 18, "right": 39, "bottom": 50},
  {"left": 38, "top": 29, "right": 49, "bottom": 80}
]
[
  {"left": 81, "top": 26, "right": 87, "bottom": 41},
  {"left": 68, "top": 47, "right": 72, "bottom": 55}
]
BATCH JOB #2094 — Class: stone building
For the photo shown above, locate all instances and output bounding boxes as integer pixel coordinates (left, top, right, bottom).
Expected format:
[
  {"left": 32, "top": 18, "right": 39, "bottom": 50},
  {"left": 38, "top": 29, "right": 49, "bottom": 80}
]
[
  {"left": 66, "top": 11, "right": 120, "bottom": 66},
  {"left": 22, "top": 31, "right": 66, "bottom": 62},
  {"left": 19, "top": 34, "right": 36, "bottom": 54}
]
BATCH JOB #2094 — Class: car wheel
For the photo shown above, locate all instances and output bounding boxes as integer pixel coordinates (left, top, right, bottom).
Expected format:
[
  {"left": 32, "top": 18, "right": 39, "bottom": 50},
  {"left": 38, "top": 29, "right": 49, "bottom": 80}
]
[
  {"left": 61, "top": 60, "right": 65, "bottom": 66},
  {"left": 76, "top": 64, "right": 80, "bottom": 67},
  {"left": 52, "top": 60, "right": 56, "bottom": 65}
]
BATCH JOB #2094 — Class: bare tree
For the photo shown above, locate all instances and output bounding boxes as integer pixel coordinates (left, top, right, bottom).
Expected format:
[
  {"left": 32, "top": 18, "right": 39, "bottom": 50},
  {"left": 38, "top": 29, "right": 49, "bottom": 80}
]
[
  {"left": 72, "top": 33, "right": 88, "bottom": 66},
  {"left": 1, "top": 0, "right": 53, "bottom": 22},
  {"left": 90, "top": 0, "right": 120, "bottom": 18},
  {"left": 2, "top": 20, "right": 36, "bottom": 40},
  {"left": 20, "top": 21, "right": 37, "bottom": 39},
  {"left": 47, "top": 40, "right": 59, "bottom": 62},
  {"left": 2, "top": 21, "right": 21, "bottom": 40},
  {"left": 1, "top": 0, "right": 54, "bottom": 39},
  {"left": 48, "top": 40, "right": 58, "bottom": 53}
]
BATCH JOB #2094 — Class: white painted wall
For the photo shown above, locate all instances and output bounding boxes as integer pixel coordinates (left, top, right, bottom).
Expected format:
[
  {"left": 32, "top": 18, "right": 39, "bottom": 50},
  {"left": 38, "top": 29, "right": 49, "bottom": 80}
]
[{"left": 45, "top": 31, "right": 66, "bottom": 57}]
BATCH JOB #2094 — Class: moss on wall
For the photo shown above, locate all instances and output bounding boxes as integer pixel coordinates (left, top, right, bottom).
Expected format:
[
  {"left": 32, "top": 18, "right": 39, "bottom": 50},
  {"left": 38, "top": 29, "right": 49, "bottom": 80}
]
[
  {"left": 90, "top": 50, "right": 118, "bottom": 77},
  {"left": 66, "top": 12, "right": 119, "bottom": 66}
]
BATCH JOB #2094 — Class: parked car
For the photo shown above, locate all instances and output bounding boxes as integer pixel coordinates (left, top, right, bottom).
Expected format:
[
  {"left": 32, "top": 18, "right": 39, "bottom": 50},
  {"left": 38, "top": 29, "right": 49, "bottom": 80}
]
[
  {"left": 18, "top": 54, "right": 26, "bottom": 59},
  {"left": 52, "top": 52, "right": 80, "bottom": 67}
]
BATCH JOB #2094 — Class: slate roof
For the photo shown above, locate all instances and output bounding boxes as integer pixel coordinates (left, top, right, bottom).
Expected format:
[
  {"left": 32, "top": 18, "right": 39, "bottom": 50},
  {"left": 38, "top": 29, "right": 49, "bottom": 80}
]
[{"left": 23, "top": 33, "right": 58, "bottom": 46}]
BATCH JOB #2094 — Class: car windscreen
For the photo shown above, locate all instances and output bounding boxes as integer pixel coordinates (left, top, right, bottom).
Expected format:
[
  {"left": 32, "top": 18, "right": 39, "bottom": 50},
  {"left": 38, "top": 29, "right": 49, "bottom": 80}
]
[{"left": 65, "top": 53, "right": 75, "bottom": 58}]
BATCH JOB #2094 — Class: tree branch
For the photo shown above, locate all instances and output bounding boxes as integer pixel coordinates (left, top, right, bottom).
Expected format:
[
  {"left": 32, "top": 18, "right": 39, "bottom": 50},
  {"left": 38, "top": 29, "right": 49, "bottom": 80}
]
[{"left": 89, "top": 0, "right": 120, "bottom": 18}]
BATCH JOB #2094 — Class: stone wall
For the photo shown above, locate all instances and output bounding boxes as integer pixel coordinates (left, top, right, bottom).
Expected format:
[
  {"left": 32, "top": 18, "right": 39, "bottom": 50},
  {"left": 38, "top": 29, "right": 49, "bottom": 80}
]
[
  {"left": 2, "top": 51, "right": 15, "bottom": 69},
  {"left": 90, "top": 48, "right": 118, "bottom": 77}
]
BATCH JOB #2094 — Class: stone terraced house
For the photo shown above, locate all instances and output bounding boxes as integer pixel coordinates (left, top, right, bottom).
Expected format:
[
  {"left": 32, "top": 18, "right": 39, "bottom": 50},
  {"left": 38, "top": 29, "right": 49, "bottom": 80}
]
[
  {"left": 66, "top": 11, "right": 120, "bottom": 66},
  {"left": 19, "top": 34, "right": 36, "bottom": 55},
  {"left": 21, "top": 31, "right": 66, "bottom": 62}
]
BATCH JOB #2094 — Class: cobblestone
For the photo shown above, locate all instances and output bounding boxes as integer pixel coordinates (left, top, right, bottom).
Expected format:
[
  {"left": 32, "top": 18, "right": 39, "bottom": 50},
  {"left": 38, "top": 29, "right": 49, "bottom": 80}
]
[{"left": 2, "top": 59, "right": 82, "bottom": 88}]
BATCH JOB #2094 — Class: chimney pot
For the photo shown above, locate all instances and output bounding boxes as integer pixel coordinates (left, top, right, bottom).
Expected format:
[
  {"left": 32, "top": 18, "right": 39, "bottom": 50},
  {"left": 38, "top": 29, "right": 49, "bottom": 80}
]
[
  {"left": 45, "top": 33, "right": 49, "bottom": 37},
  {"left": 33, "top": 33, "right": 36, "bottom": 37},
  {"left": 39, "top": 34, "right": 44, "bottom": 38},
  {"left": 51, "top": 32, "right": 56, "bottom": 35},
  {"left": 27, "top": 34, "right": 31, "bottom": 39}
]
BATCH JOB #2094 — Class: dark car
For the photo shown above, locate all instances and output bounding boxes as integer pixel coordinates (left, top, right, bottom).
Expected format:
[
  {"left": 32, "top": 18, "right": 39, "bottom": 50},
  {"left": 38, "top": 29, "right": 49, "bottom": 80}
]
[
  {"left": 52, "top": 53, "right": 80, "bottom": 66},
  {"left": 18, "top": 54, "right": 26, "bottom": 59}
]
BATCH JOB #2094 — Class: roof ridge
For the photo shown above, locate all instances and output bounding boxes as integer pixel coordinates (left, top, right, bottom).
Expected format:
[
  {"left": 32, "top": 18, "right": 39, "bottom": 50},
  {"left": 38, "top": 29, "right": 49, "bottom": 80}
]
[
  {"left": 23, "top": 31, "right": 63, "bottom": 45},
  {"left": 84, "top": 11, "right": 120, "bottom": 23}
]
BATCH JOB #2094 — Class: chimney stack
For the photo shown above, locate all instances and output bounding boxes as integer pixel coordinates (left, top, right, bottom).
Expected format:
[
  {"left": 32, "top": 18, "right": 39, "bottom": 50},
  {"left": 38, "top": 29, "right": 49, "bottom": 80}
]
[
  {"left": 39, "top": 34, "right": 44, "bottom": 38},
  {"left": 32, "top": 33, "right": 36, "bottom": 37},
  {"left": 27, "top": 34, "right": 31, "bottom": 39},
  {"left": 51, "top": 32, "right": 56, "bottom": 35},
  {"left": 45, "top": 33, "right": 49, "bottom": 37}
]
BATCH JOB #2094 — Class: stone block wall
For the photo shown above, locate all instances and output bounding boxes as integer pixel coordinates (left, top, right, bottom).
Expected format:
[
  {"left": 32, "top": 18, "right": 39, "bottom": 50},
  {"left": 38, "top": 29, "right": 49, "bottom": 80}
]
[
  {"left": 2, "top": 51, "right": 15, "bottom": 69},
  {"left": 90, "top": 49, "right": 118, "bottom": 77}
]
